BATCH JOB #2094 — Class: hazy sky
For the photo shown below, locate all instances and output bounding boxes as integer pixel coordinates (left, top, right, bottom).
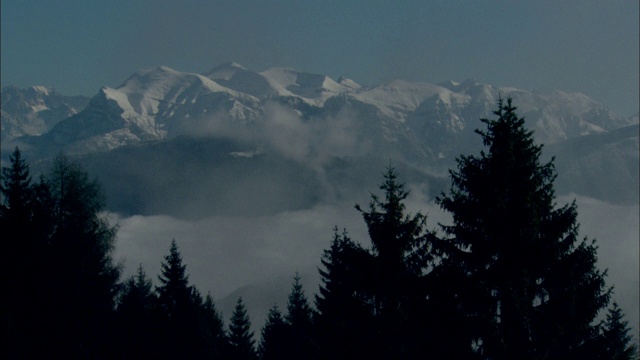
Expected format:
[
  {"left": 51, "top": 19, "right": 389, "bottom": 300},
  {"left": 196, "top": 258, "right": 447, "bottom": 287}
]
[{"left": 2, "top": 1, "right": 638, "bottom": 116}]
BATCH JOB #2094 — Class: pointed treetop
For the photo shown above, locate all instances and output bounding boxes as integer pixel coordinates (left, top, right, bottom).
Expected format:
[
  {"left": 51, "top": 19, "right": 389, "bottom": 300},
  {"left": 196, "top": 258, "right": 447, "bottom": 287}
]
[
  {"left": 1, "top": 147, "right": 32, "bottom": 212},
  {"left": 228, "top": 297, "right": 257, "bottom": 360},
  {"left": 286, "top": 271, "right": 312, "bottom": 329}
]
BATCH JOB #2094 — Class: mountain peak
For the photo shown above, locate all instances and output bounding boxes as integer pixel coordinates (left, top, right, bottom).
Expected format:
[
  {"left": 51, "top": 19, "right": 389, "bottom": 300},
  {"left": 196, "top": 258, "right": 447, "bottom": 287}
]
[
  {"left": 30, "top": 85, "right": 56, "bottom": 96},
  {"left": 338, "top": 76, "right": 361, "bottom": 90},
  {"left": 204, "top": 61, "right": 247, "bottom": 80}
]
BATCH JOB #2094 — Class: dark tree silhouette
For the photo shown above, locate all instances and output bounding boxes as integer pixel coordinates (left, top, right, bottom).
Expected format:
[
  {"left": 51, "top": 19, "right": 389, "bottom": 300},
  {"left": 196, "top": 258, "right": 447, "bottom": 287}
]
[
  {"left": 155, "top": 239, "right": 203, "bottom": 359},
  {"left": 119, "top": 264, "right": 154, "bottom": 317},
  {"left": 1, "top": 147, "right": 32, "bottom": 218},
  {"left": 314, "top": 227, "right": 378, "bottom": 360},
  {"left": 2, "top": 151, "right": 121, "bottom": 358},
  {"left": 598, "top": 302, "right": 638, "bottom": 360},
  {"left": 46, "top": 155, "right": 121, "bottom": 359},
  {"left": 435, "top": 97, "right": 611, "bottom": 359},
  {"left": 259, "top": 305, "right": 289, "bottom": 360},
  {"left": 116, "top": 264, "right": 156, "bottom": 359},
  {"left": 355, "top": 167, "right": 434, "bottom": 359},
  {"left": 199, "top": 293, "right": 227, "bottom": 359},
  {"left": 1, "top": 147, "right": 36, "bottom": 358},
  {"left": 228, "top": 297, "right": 258, "bottom": 360},
  {"left": 157, "top": 239, "right": 192, "bottom": 316},
  {"left": 284, "top": 272, "right": 315, "bottom": 359}
]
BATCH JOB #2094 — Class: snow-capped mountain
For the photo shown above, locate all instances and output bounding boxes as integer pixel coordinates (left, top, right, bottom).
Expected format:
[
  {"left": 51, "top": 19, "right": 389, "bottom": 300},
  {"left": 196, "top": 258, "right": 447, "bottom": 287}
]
[
  {"left": 6, "top": 63, "right": 633, "bottom": 161},
  {"left": 1, "top": 86, "right": 89, "bottom": 145},
  {"left": 2, "top": 63, "right": 637, "bottom": 213}
]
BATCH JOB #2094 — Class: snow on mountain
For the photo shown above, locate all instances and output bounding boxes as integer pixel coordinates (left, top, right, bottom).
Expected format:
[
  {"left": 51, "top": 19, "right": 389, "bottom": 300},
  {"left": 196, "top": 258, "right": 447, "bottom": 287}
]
[
  {"left": 204, "top": 62, "right": 279, "bottom": 99},
  {"left": 1, "top": 86, "right": 89, "bottom": 148},
  {"left": 205, "top": 62, "right": 357, "bottom": 106},
  {"left": 5, "top": 62, "right": 634, "bottom": 170},
  {"left": 15, "top": 66, "right": 264, "bottom": 155},
  {"left": 259, "top": 67, "right": 353, "bottom": 105},
  {"left": 353, "top": 80, "right": 447, "bottom": 122}
]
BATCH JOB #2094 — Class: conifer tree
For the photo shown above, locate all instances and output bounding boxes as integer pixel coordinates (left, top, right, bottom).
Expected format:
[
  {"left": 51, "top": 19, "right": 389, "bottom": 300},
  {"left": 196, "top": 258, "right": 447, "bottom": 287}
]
[
  {"left": 1, "top": 147, "right": 35, "bottom": 358},
  {"left": 156, "top": 239, "right": 201, "bottom": 358},
  {"left": 200, "top": 293, "right": 227, "bottom": 359},
  {"left": 598, "top": 302, "right": 638, "bottom": 360},
  {"left": 286, "top": 272, "right": 312, "bottom": 330},
  {"left": 0, "top": 147, "right": 35, "bottom": 284},
  {"left": 315, "top": 227, "right": 378, "bottom": 360},
  {"left": 259, "top": 305, "right": 289, "bottom": 360},
  {"left": 45, "top": 155, "right": 121, "bottom": 358},
  {"left": 228, "top": 297, "right": 258, "bottom": 360},
  {"left": 2, "top": 151, "right": 121, "bottom": 358},
  {"left": 285, "top": 272, "right": 315, "bottom": 358},
  {"left": 117, "top": 264, "right": 156, "bottom": 358},
  {"left": 119, "top": 264, "right": 154, "bottom": 316},
  {"left": 435, "top": 97, "right": 611, "bottom": 359},
  {"left": 355, "top": 167, "right": 434, "bottom": 359},
  {"left": 1, "top": 147, "right": 32, "bottom": 218},
  {"left": 157, "top": 239, "right": 192, "bottom": 316}
]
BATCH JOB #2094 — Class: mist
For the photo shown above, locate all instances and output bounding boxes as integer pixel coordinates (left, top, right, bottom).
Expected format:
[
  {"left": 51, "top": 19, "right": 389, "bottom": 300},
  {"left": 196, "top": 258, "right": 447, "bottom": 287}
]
[{"left": 112, "top": 189, "right": 639, "bottom": 340}]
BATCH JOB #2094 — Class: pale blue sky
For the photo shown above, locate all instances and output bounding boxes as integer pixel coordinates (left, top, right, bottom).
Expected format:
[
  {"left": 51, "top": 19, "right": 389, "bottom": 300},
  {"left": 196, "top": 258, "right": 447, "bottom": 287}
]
[{"left": 2, "top": 0, "right": 638, "bottom": 116}]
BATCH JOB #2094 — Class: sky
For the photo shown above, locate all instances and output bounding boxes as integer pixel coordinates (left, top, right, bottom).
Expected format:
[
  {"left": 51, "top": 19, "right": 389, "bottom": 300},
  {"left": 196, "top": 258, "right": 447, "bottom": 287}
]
[
  {"left": 1, "top": 0, "right": 638, "bottom": 116},
  {"left": 1, "top": 0, "right": 638, "bottom": 340}
]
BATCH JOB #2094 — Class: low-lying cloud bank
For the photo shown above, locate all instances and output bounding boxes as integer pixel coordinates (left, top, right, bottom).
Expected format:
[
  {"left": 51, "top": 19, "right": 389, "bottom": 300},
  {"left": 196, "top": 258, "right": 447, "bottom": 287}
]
[{"left": 113, "top": 194, "right": 638, "bottom": 340}]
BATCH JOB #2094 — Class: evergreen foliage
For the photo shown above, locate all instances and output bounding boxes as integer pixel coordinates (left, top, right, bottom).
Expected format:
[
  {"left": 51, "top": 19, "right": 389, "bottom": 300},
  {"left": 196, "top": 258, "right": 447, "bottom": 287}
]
[
  {"left": 47, "top": 155, "right": 121, "bottom": 358},
  {"left": 435, "top": 97, "right": 612, "bottom": 359},
  {"left": 286, "top": 272, "right": 313, "bottom": 329},
  {"left": 199, "top": 293, "right": 227, "bottom": 359},
  {"left": 1, "top": 152, "right": 121, "bottom": 358},
  {"left": 228, "top": 297, "right": 258, "bottom": 360},
  {"left": 117, "top": 264, "right": 156, "bottom": 358},
  {"left": 355, "top": 167, "right": 434, "bottom": 359},
  {"left": 4, "top": 93, "right": 635, "bottom": 360},
  {"left": 259, "top": 305, "right": 289, "bottom": 360},
  {"left": 315, "top": 227, "right": 377, "bottom": 359},
  {"left": 598, "top": 302, "right": 638, "bottom": 360},
  {"left": 285, "top": 272, "right": 315, "bottom": 359},
  {"left": 157, "top": 239, "right": 192, "bottom": 316},
  {"left": 1, "top": 147, "right": 37, "bottom": 358},
  {"left": 1, "top": 147, "right": 32, "bottom": 218},
  {"left": 155, "top": 239, "right": 204, "bottom": 358}
]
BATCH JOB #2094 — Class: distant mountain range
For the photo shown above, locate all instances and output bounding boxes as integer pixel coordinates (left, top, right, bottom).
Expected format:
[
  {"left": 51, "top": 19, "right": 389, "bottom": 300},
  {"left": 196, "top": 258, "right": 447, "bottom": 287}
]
[
  {"left": 2, "top": 62, "right": 638, "bottom": 216},
  {"left": 2, "top": 63, "right": 638, "bottom": 337}
]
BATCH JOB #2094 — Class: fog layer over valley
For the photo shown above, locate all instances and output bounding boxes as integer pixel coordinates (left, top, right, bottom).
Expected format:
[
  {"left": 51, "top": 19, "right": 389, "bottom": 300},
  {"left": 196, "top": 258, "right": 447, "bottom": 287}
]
[
  {"left": 111, "top": 193, "right": 639, "bottom": 340},
  {"left": 2, "top": 64, "right": 638, "bottom": 341}
]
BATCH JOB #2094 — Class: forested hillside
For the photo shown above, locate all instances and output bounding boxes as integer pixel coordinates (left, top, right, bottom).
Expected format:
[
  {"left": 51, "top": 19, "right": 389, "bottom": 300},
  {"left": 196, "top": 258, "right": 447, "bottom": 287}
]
[{"left": 2, "top": 99, "right": 636, "bottom": 359}]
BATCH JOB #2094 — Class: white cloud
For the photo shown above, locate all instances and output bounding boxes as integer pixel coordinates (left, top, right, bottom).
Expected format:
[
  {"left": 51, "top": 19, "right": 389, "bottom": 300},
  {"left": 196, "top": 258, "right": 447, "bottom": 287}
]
[
  {"left": 559, "top": 194, "right": 639, "bottom": 341},
  {"left": 113, "top": 193, "right": 638, "bottom": 341}
]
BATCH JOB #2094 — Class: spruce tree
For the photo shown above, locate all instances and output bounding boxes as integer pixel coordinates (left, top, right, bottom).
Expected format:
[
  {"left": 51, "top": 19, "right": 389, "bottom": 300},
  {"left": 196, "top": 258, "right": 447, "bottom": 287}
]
[
  {"left": 119, "top": 264, "right": 154, "bottom": 317},
  {"left": 2, "top": 151, "right": 121, "bottom": 358},
  {"left": 200, "top": 293, "right": 227, "bottom": 359},
  {"left": 259, "top": 305, "right": 289, "bottom": 360},
  {"left": 355, "top": 167, "right": 434, "bottom": 359},
  {"left": 315, "top": 227, "right": 378, "bottom": 360},
  {"left": 598, "top": 302, "right": 638, "bottom": 360},
  {"left": 117, "top": 264, "right": 156, "bottom": 359},
  {"left": 435, "top": 97, "right": 611, "bottom": 359},
  {"left": 228, "top": 297, "right": 257, "bottom": 360},
  {"left": 1, "top": 147, "right": 32, "bottom": 218},
  {"left": 0, "top": 147, "right": 35, "bottom": 358},
  {"left": 286, "top": 272, "right": 312, "bottom": 329},
  {"left": 46, "top": 155, "right": 121, "bottom": 358},
  {"left": 157, "top": 239, "right": 192, "bottom": 316},
  {"left": 285, "top": 272, "right": 315, "bottom": 359},
  {"left": 156, "top": 239, "right": 201, "bottom": 358}
]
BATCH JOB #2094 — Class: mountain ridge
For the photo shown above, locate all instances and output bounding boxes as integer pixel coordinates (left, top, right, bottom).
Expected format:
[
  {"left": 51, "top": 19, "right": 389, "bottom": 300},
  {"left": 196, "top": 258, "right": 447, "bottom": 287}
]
[
  {"left": 2, "top": 62, "right": 637, "bottom": 210},
  {"left": 3, "top": 63, "right": 634, "bottom": 155}
]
